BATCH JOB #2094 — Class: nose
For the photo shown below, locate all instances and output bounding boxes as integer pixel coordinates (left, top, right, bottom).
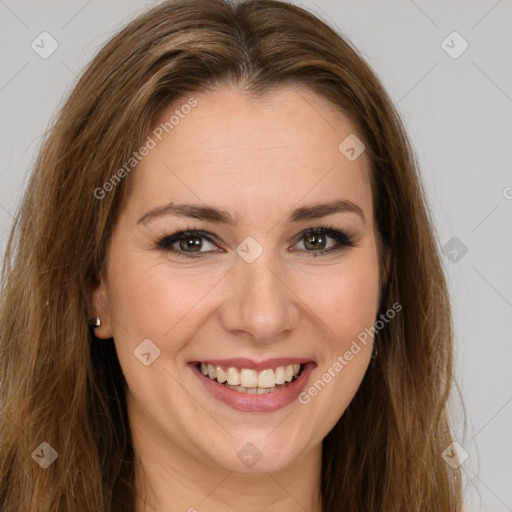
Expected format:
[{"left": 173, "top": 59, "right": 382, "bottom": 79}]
[{"left": 219, "top": 251, "right": 300, "bottom": 344}]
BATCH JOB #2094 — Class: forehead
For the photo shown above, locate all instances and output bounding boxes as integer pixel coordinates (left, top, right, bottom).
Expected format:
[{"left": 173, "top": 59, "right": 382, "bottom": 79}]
[{"left": 125, "top": 84, "right": 373, "bottom": 223}]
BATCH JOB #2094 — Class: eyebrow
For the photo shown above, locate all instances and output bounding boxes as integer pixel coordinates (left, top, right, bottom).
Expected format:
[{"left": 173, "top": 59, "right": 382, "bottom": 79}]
[{"left": 136, "top": 199, "right": 365, "bottom": 225}]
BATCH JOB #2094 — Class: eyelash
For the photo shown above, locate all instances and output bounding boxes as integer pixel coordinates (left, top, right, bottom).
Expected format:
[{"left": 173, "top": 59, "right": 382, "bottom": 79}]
[{"left": 156, "top": 224, "right": 357, "bottom": 259}]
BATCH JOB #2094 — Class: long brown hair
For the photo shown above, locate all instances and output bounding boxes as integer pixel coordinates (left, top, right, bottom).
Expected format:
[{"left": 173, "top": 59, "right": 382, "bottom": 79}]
[{"left": 0, "top": 0, "right": 463, "bottom": 510}]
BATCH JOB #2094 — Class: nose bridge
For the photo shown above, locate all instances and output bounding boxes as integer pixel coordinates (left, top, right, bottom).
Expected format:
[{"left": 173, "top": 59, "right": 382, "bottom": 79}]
[{"left": 220, "top": 248, "right": 299, "bottom": 343}]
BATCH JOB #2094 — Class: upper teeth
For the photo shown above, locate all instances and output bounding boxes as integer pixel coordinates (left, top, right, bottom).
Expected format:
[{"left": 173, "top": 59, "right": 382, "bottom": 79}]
[{"left": 200, "top": 363, "right": 301, "bottom": 388}]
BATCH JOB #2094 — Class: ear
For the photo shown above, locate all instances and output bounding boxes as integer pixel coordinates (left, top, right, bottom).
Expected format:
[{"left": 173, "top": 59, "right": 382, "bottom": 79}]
[{"left": 89, "top": 273, "right": 113, "bottom": 339}]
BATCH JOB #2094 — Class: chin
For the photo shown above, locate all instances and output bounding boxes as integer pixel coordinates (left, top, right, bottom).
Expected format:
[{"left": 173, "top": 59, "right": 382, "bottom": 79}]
[{"left": 201, "top": 429, "right": 312, "bottom": 474}]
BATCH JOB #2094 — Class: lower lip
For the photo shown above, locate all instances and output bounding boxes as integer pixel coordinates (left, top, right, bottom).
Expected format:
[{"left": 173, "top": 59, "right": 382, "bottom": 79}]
[{"left": 189, "top": 362, "right": 316, "bottom": 413}]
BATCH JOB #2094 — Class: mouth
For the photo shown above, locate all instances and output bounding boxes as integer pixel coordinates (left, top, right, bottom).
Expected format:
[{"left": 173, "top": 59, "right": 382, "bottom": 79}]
[
  {"left": 195, "top": 361, "right": 304, "bottom": 394},
  {"left": 188, "top": 358, "right": 316, "bottom": 412}
]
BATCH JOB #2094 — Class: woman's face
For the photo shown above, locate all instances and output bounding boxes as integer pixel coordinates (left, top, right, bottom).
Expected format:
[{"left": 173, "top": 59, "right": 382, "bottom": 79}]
[{"left": 94, "top": 84, "right": 382, "bottom": 474}]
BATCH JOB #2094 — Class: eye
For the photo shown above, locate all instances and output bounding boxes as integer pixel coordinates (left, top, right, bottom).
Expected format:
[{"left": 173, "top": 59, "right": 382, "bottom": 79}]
[
  {"left": 157, "top": 229, "right": 218, "bottom": 257},
  {"left": 293, "top": 226, "right": 356, "bottom": 257}
]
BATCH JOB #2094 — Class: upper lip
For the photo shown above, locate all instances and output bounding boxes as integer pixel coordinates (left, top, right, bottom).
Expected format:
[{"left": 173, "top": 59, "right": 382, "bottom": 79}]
[{"left": 190, "top": 358, "right": 313, "bottom": 371}]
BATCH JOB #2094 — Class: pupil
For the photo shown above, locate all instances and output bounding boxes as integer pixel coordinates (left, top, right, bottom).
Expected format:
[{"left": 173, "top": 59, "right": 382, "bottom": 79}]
[
  {"left": 180, "top": 236, "right": 202, "bottom": 252},
  {"left": 305, "top": 234, "right": 326, "bottom": 250}
]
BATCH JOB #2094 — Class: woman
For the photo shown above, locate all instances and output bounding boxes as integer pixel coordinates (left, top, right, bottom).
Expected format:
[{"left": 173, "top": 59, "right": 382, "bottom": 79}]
[{"left": 0, "top": 0, "right": 464, "bottom": 510}]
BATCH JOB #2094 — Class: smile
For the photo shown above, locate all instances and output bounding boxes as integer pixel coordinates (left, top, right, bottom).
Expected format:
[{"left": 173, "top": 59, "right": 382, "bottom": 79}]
[
  {"left": 198, "top": 362, "right": 303, "bottom": 394},
  {"left": 189, "top": 358, "right": 316, "bottom": 412}
]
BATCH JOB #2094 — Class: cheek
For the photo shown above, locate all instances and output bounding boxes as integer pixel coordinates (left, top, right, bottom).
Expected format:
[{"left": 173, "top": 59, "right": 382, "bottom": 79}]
[
  {"left": 300, "top": 253, "right": 381, "bottom": 345},
  {"left": 106, "top": 250, "right": 217, "bottom": 344},
  {"left": 104, "top": 256, "right": 212, "bottom": 406},
  {"left": 294, "top": 259, "right": 379, "bottom": 430}
]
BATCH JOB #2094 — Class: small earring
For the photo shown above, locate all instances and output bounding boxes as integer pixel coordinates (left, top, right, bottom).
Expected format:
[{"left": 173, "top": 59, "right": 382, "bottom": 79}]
[{"left": 93, "top": 316, "right": 101, "bottom": 328}]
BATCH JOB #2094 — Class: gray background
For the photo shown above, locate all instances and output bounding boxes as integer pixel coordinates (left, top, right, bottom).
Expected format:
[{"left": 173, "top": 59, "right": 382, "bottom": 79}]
[{"left": 1, "top": 0, "right": 511, "bottom": 509}]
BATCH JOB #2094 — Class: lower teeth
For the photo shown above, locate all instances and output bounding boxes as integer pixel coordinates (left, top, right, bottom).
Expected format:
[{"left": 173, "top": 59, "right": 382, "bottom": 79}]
[
  {"left": 223, "top": 384, "right": 282, "bottom": 394},
  {"left": 222, "top": 379, "right": 295, "bottom": 394}
]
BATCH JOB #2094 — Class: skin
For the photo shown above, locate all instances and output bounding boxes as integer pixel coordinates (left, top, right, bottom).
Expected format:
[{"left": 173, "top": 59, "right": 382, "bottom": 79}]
[{"left": 92, "top": 83, "right": 383, "bottom": 512}]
